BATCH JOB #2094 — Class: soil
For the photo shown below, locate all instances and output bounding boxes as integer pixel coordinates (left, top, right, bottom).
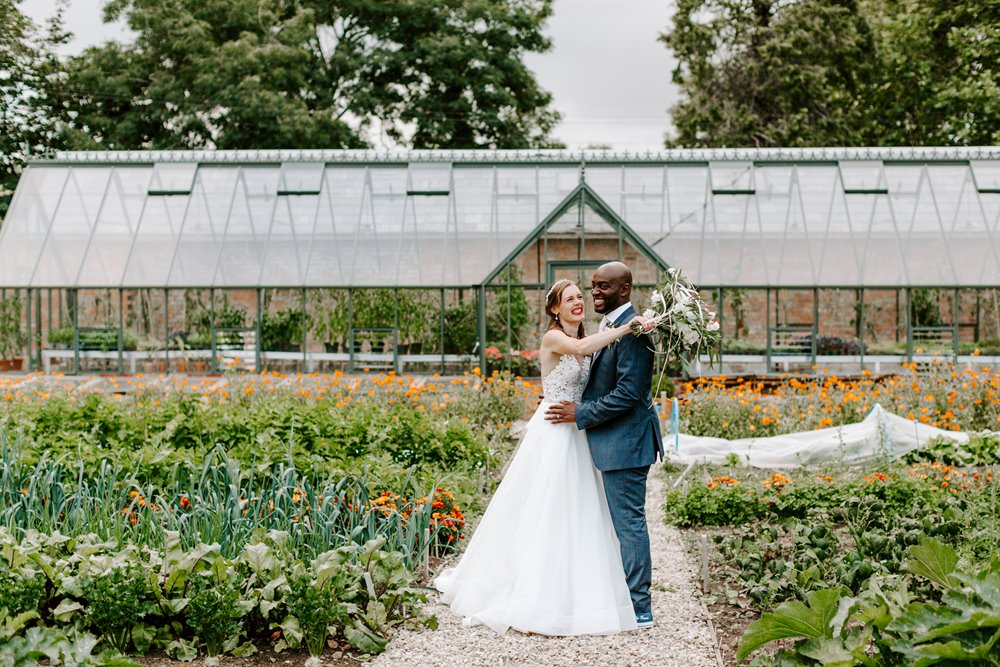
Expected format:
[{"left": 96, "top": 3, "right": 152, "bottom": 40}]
[{"left": 679, "top": 528, "right": 760, "bottom": 666}]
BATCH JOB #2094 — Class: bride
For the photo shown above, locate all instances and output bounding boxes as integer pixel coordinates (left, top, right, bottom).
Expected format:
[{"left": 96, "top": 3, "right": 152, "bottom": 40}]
[{"left": 435, "top": 279, "right": 647, "bottom": 636}]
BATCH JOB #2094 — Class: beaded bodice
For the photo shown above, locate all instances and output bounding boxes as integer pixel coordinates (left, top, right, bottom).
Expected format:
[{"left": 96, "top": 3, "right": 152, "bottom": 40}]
[{"left": 541, "top": 354, "right": 591, "bottom": 403}]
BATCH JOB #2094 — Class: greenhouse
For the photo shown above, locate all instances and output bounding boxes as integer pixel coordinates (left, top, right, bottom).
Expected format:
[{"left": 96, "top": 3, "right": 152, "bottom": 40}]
[{"left": 1, "top": 146, "right": 999, "bottom": 375}]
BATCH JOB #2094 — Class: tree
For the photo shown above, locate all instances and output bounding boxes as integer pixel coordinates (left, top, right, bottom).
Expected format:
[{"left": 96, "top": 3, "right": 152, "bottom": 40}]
[
  {"left": 662, "top": 0, "right": 881, "bottom": 147},
  {"left": 662, "top": 0, "right": 1000, "bottom": 147},
  {"left": 40, "top": 0, "right": 560, "bottom": 151},
  {"left": 865, "top": 0, "right": 1000, "bottom": 145},
  {"left": 0, "top": 0, "right": 59, "bottom": 219}
]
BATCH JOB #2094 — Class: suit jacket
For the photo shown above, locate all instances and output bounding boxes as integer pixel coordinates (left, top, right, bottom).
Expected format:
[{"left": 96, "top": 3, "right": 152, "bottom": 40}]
[{"left": 575, "top": 304, "right": 665, "bottom": 472}]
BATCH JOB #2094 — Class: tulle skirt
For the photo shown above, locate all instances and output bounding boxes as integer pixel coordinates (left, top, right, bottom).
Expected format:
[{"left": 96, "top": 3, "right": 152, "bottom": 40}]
[{"left": 434, "top": 402, "right": 637, "bottom": 636}]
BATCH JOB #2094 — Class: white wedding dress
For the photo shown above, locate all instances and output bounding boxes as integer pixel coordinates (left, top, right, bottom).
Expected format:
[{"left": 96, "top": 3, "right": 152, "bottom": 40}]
[{"left": 435, "top": 354, "right": 638, "bottom": 635}]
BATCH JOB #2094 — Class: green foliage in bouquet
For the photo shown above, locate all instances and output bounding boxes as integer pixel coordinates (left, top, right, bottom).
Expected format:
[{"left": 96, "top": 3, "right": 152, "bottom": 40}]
[{"left": 635, "top": 268, "right": 721, "bottom": 385}]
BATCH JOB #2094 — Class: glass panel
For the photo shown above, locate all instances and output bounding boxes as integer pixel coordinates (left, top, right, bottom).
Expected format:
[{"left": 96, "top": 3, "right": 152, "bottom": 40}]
[
  {"left": 738, "top": 195, "right": 771, "bottom": 284},
  {"left": 839, "top": 160, "right": 885, "bottom": 191},
  {"left": 0, "top": 167, "right": 68, "bottom": 286},
  {"left": 261, "top": 195, "right": 319, "bottom": 285},
  {"left": 121, "top": 195, "right": 188, "bottom": 285},
  {"left": 150, "top": 162, "right": 197, "bottom": 193},
  {"left": 32, "top": 167, "right": 112, "bottom": 286},
  {"left": 971, "top": 160, "right": 1000, "bottom": 191},
  {"left": 623, "top": 166, "right": 665, "bottom": 195},
  {"left": 77, "top": 167, "right": 153, "bottom": 286},
  {"left": 665, "top": 165, "right": 709, "bottom": 234},
  {"left": 452, "top": 168, "right": 494, "bottom": 232},
  {"left": 584, "top": 166, "right": 624, "bottom": 214},
  {"left": 894, "top": 169, "right": 958, "bottom": 285},
  {"left": 817, "top": 289, "right": 860, "bottom": 343},
  {"left": 496, "top": 167, "right": 537, "bottom": 195},
  {"left": 407, "top": 163, "right": 451, "bottom": 192},
  {"left": 349, "top": 190, "right": 406, "bottom": 286},
  {"left": 407, "top": 197, "right": 454, "bottom": 284},
  {"left": 857, "top": 196, "right": 907, "bottom": 285},
  {"left": 279, "top": 162, "right": 324, "bottom": 193},
  {"left": 216, "top": 166, "right": 280, "bottom": 287},
  {"left": 308, "top": 167, "right": 366, "bottom": 286},
  {"left": 861, "top": 289, "right": 903, "bottom": 355},
  {"left": 755, "top": 165, "right": 794, "bottom": 197},
  {"left": 261, "top": 289, "right": 305, "bottom": 366},
  {"left": 168, "top": 168, "right": 239, "bottom": 286},
  {"left": 303, "top": 190, "right": 346, "bottom": 286},
  {"left": 369, "top": 167, "right": 408, "bottom": 195},
  {"left": 710, "top": 161, "right": 753, "bottom": 192},
  {"left": 492, "top": 194, "right": 537, "bottom": 274},
  {"left": 74, "top": 288, "right": 123, "bottom": 372},
  {"left": 537, "top": 167, "right": 580, "bottom": 212},
  {"left": 771, "top": 174, "right": 818, "bottom": 285},
  {"left": 620, "top": 194, "right": 664, "bottom": 236},
  {"left": 817, "top": 191, "right": 857, "bottom": 284},
  {"left": 125, "top": 288, "right": 168, "bottom": 370}
]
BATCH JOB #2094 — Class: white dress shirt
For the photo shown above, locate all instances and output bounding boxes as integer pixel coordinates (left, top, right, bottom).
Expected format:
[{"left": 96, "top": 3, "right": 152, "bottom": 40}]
[{"left": 599, "top": 302, "right": 633, "bottom": 332}]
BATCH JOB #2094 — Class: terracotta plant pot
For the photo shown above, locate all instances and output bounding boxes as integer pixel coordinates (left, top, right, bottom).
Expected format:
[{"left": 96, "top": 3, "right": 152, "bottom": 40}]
[{"left": 0, "top": 358, "right": 23, "bottom": 372}]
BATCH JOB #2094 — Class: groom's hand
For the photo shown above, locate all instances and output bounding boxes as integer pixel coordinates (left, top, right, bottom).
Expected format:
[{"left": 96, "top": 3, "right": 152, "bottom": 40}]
[{"left": 544, "top": 400, "right": 576, "bottom": 424}]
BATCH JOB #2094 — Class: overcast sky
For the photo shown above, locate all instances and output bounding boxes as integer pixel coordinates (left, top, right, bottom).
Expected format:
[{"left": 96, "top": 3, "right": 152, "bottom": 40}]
[{"left": 21, "top": 0, "right": 680, "bottom": 150}]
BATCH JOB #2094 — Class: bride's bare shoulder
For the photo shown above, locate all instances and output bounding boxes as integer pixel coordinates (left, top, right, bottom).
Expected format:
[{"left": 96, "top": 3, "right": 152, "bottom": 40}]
[{"left": 540, "top": 329, "right": 574, "bottom": 347}]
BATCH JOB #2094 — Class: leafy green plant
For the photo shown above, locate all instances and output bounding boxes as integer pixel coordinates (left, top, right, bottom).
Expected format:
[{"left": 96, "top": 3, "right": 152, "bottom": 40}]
[
  {"left": 283, "top": 560, "right": 356, "bottom": 657},
  {"left": 185, "top": 575, "right": 246, "bottom": 657},
  {"left": 0, "top": 567, "right": 45, "bottom": 617},
  {"left": 0, "top": 294, "right": 26, "bottom": 360},
  {"left": 904, "top": 433, "right": 1000, "bottom": 467},
  {"left": 81, "top": 566, "right": 151, "bottom": 655},
  {"left": 345, "top": 538, "right": 435, "bottom": 654},
  {"left": 1, "top": 610, "right": 138, "bottom": 667},
  {"left": 737, "top": 537, "right": 1000, "bottom": 666},
  {"left": 261, "top": 308, "right": 304, "bottom": 352}
]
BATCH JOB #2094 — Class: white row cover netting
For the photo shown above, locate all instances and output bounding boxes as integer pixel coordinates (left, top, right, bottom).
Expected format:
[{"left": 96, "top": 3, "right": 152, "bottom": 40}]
[{"left": 665, "top": 404, "right": 969, "bottom": 468}]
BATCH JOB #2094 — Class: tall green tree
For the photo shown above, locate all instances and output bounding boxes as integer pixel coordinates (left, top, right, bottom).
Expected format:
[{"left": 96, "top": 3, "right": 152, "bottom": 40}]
[
  {"left": 663, "top": 0, "right": 1000, "bottom": 147},
  {"left": 0, "top": 0, "right": 58, "bottom": 219},
  {"left": 866, "top": 0, "right": 1000, "bottom": 145},
  {"left": 41, "top": 0, "right": 560, "bottom": 151},
  {"left": 662, "top": 0, "right": 880, "bottom": 147}
]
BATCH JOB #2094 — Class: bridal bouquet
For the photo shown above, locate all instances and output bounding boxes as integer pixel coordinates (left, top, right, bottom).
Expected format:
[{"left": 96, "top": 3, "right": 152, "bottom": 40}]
[{"left": 631, "top": 267, "right": 721, "bottom": 367}]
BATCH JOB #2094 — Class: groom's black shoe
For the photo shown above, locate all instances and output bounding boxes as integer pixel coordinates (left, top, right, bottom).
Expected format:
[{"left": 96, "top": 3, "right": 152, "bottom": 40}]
[{"left": 636, "top": 612, "right": 654, "bottom": 629}]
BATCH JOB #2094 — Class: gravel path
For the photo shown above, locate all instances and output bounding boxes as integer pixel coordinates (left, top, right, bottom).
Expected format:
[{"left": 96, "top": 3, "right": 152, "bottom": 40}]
[{"left": 373, "top": 466, "right": 721, "bottom": 667}]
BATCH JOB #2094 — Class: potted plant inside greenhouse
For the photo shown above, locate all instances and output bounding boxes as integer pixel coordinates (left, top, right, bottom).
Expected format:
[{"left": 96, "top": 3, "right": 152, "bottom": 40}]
[
  {"left": 261, "top": 307, "right": 304, "bottom": 352},
  {"left": 310, "top": 292, "right": 349, "bottom": 353},
  {"left": 0, "top": 294, "right": 26, "bottom": 371}
]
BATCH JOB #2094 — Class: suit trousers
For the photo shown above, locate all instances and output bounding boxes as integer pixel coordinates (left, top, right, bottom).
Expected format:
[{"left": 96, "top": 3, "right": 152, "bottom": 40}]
[{"left": 601, "top": 465, "right": 652, "bottom": 614}]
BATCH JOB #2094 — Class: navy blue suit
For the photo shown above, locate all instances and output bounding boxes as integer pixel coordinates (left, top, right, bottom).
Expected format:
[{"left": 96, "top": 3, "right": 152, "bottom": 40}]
[{"left": 575, "top": 304, "right": 664, "bottom": 614}]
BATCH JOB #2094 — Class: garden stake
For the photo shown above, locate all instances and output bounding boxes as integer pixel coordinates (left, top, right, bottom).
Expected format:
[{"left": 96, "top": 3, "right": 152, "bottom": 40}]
[
  {"left": 672, "top": 461, "right": 696, "bottom": 489},
  {"left": 700, "top": 533, "right": 709, "bottom": 593},
  {"left": 424, "top": 528, "right": 430, "bottom": 579}
]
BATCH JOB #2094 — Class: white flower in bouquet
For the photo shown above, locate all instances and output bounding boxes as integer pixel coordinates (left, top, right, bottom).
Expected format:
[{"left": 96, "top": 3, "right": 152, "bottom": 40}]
[
  {"left": 631, "top": 267, "right": 721, "bottom": 370},
  {"left": 678, "top": 323, "right": 699, "bottom": 346}
]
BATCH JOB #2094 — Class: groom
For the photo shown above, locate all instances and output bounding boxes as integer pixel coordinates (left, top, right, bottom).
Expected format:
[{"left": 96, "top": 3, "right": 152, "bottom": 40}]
[{"left": 545, "top": 261, "right": 664, "bottom": 628}]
